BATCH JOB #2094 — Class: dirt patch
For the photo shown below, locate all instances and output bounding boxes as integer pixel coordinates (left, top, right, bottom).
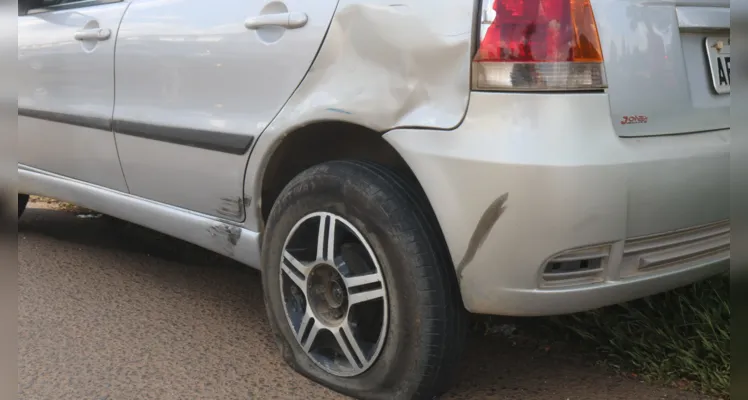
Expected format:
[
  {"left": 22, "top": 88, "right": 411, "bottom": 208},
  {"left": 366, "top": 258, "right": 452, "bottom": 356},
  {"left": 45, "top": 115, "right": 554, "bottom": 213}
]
[{"left": 28, "top": 196, "right": 96, "bottom": 215}]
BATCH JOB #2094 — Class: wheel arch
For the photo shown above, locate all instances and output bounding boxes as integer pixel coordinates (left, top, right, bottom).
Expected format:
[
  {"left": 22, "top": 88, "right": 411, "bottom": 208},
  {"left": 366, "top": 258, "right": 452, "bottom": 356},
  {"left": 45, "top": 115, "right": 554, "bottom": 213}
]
[
  {"left": 258, "top": 121, "right": 414, "bottom": 220},
  {"left": 253, "top": 120, "right": 454, "bottom": 268}
]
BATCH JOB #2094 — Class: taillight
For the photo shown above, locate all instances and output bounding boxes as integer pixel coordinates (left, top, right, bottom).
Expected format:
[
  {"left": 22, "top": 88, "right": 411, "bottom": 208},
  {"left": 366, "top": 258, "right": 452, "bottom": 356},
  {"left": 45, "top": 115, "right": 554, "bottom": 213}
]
[{"left": 473, "top": 0, "right": 607, "bottom": 91}]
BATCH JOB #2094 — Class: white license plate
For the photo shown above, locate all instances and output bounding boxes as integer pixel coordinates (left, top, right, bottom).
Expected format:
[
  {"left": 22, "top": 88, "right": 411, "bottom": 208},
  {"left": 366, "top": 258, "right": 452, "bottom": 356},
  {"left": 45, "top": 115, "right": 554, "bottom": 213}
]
[{"left": 705, "top": 37, "right": 730, "bottom": 94}]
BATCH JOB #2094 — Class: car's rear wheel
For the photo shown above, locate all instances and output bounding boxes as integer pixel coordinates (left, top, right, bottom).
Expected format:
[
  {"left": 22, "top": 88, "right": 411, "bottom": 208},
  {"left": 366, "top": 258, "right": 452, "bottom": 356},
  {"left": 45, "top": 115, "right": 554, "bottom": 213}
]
[
  {"left": 18, "top": 194, "right": 29, "bottom": 218},
  {"left": 262, "top": 160, "right": 466, "bottom": 400}
]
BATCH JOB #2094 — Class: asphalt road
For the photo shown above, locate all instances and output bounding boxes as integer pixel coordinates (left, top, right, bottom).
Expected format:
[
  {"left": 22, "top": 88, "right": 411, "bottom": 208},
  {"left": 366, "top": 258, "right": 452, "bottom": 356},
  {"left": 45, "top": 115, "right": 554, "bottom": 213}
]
[{"left": 18, "top": 201, "right": 711, "bottom": 400}]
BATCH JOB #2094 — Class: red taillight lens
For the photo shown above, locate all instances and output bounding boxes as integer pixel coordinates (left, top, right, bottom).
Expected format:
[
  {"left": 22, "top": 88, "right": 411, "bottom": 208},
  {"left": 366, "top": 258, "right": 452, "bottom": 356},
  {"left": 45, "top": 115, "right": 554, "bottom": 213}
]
[{"left": 473, "top": 0, "right": 606, "bottom": 91}]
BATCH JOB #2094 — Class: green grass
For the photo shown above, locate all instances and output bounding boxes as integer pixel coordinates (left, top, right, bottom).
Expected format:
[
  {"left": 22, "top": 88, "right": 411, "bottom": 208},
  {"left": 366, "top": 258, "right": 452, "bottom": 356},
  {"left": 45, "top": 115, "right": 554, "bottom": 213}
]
[
  {"left": 475, "top": 274, "right": 730, "bottom": 398},
  {"left": 551, "top": 274, "right": 729, "bottom": 397}
]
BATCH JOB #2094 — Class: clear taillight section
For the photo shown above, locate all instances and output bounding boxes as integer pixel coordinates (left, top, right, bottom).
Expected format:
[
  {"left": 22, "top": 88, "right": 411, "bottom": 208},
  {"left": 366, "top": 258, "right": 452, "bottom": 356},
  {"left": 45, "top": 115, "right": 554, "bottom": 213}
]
[{"left": 473, "top": 0, "right": 607, "bottom": 91}]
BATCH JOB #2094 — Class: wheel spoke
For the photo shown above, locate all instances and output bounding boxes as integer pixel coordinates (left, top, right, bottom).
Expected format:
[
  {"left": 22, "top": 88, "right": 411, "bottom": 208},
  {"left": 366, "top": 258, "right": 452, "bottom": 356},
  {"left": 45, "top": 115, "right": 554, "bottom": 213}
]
[
  {"left": 346, "top": 272, "right": 385, "bottom": 306},
  {"left": 333, "top": 326, "right": 363, "bottom": 370},
  {"left": 342, "top": 321, "right": 368, "bottom": 365},
  {"left": 302, "top": 322, "right": 321, "bottom": 352},
  {"left": 316, "top": 214, "right": 336, "bottom": 263},
  {"left": 281, "top": 250, "right": 310, "bottom": 291},
  {"left": 344, "top": 273, "right": 382, "bottom": 288},
  {"left": 348, "top": 287, "right": 385, "bottom": 305},
  {"left": 296, "top": 310, "right": 312, "bottom": 341},
  {"left": 297, "top": 308, "right": 321, "bottom": 352}
]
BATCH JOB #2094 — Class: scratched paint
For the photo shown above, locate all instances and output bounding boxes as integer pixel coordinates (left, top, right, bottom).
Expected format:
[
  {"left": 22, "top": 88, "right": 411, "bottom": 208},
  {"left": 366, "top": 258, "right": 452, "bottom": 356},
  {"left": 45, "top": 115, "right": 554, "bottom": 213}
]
[
  {"left": 217, "top": 196, "right": 244, "bottom": 220},
  {"left": 325, "top": 108, "right": 353, "bottom": 115},
  {"left": 456, "top": 192, "right": 509, "bottom": 277},
  {"left": 207, "top": 223, "right": 242, "bottom": 254}
]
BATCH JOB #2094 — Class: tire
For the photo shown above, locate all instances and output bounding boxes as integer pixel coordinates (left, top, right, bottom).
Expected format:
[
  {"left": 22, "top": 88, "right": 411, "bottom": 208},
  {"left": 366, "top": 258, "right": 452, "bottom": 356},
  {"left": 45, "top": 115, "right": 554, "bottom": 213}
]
[
  {"left": 262, "top": 160, "right": 467, "bottom": 400},
  {"left": 18, "top": 194, "right": 29, "bottom": 218}
]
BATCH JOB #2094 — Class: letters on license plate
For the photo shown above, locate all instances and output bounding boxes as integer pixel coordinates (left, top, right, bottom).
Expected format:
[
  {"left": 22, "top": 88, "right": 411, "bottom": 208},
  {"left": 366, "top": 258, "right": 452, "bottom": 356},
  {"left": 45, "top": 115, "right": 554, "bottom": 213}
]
[{"left": 705, "top": 37, "right": 730, "bottom": 95}]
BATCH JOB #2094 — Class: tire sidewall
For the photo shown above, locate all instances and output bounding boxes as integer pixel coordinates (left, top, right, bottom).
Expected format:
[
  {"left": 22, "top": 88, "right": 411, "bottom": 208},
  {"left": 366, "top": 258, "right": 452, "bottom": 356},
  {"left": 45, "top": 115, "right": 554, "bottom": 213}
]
[{"left": 262, "top": 169, "right": 428, "bottom": 398}]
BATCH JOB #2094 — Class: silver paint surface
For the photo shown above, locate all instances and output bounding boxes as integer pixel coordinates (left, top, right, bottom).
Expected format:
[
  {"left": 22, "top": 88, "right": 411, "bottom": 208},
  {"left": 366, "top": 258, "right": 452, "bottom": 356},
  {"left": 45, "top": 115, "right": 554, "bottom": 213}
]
[
  {"left": 112, "top": 0, "right": 339, "bottom": 220},
  {"left": 17, "top": 0, "right": 730, "bottom": 317},
  {"left": 244, "top": 0, "right": 474, "bottom": 231},
  {"left": 590, "top": 0, "right": 730, "bottom": 137},
  {"left": 18, "top": 1, "right": 131, "bottom": 192},
  {"left": 384, "top": 91, "right": 729, "bottom": 315},
  {"left": 19, "top": 165, "right": 261, "bottom": 268}
]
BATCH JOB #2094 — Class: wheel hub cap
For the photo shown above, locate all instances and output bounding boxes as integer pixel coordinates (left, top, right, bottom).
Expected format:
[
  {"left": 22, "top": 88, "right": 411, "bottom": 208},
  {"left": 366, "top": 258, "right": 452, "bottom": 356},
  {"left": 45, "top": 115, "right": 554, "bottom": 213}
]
[{"left": 307, "top": 264, "right": 348, "bottom": 324}]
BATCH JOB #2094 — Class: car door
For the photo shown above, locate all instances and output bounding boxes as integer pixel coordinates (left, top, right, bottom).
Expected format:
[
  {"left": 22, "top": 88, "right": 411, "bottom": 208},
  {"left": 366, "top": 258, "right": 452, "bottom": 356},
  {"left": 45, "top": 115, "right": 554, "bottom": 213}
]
[
  {"left": 112, "top": 0, "right": 339, "bottom": 222},
  {"left": 18, "top": 0, "right": 130, "bottom": 192}
]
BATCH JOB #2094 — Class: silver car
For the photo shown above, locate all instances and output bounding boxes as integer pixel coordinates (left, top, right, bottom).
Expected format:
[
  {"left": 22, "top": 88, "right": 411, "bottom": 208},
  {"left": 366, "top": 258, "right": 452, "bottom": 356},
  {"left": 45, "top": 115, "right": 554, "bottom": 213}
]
[{"left": 18, "top": 0, "right": 730, "bottom": 398}]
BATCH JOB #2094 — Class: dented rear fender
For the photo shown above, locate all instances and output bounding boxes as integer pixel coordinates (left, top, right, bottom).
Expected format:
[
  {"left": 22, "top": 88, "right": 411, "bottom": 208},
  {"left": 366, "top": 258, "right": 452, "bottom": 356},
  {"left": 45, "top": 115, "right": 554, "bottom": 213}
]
[{"left": 243, "top": 0, "right": 477, "bottom": 232}]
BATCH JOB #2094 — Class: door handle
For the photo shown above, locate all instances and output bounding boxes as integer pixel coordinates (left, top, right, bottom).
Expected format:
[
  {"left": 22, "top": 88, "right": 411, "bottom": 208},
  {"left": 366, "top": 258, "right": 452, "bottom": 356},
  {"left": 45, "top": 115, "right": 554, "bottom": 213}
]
[
  {"left": 244, "top": 12, "right": 308, "bottom": 30},
  {"left": 74, "top": 28, "right": 111, "bottom": 41}
]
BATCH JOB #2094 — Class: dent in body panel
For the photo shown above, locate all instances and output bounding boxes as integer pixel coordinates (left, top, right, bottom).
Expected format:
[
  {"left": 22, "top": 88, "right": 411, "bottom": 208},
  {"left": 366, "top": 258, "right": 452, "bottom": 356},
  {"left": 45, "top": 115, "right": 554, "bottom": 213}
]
[
  {"left": 243, "top": 0, "right": 474, "bottom": 232},
  {"left": 282, "top": 1, "right": 471, "bottom": 130}
]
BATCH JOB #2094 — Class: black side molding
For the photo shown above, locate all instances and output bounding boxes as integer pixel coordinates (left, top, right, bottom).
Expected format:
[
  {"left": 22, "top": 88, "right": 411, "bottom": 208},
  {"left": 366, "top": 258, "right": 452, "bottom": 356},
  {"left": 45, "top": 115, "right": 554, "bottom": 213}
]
[
  {"left": 18, "top": 108, "right": 112, "bottom": 131},
  {"left": 18, "top": 108, "right": 255, "bottom": 155},
  {"left": 113, "top": 120, "right": 254, "bottom": 155}
]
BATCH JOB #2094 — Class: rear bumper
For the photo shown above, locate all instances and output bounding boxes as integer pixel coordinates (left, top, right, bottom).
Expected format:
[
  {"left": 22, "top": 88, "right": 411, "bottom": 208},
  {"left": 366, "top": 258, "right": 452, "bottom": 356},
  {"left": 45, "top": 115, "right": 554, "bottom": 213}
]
[{"left": 384, "top": 92, "right": 730, "bottom": 316}]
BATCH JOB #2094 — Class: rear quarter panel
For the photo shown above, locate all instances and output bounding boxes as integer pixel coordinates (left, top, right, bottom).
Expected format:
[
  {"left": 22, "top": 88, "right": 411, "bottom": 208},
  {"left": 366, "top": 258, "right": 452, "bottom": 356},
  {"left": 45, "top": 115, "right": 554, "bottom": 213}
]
[{"left": 243, "top": 0, "right": 476, "bottom": 232}]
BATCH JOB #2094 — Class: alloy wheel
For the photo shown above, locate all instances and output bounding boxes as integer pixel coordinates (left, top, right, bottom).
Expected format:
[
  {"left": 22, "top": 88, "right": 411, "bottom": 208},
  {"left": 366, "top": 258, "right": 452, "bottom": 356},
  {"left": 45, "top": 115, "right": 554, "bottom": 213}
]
[{"left": 280, "top": 212, "right": 389, "bottom": 377}]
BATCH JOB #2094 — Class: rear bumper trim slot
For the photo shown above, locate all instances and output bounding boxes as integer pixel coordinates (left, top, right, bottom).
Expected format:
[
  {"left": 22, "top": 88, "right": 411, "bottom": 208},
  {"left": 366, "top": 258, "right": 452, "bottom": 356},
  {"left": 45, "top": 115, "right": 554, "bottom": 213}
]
[{"left": 676, "top": 6, "right": 730, "bottom": 31}]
